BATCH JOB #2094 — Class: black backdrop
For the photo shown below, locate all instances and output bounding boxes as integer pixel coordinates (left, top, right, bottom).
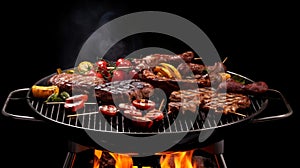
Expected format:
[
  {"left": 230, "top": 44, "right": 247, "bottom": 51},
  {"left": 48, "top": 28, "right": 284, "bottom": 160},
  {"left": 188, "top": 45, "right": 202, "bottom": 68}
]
[{"left": 1, "top": 1, "right": 298, "bottom": 167}]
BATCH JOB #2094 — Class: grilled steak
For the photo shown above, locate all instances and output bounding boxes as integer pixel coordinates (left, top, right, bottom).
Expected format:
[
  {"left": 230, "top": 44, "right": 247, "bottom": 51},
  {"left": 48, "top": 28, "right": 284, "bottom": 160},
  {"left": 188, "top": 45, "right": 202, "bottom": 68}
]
[
  {"left": 168, "top": 88, "right": 251, "bottom": 115},
  {"left": 132, "top": 51, "right": 195, "bottom": 70},
  {"left": 48, "top": 72, "right": 105, "bottom": 94},
  {"left": 94, "top": 79, "right": 154, "bottom": 105}
]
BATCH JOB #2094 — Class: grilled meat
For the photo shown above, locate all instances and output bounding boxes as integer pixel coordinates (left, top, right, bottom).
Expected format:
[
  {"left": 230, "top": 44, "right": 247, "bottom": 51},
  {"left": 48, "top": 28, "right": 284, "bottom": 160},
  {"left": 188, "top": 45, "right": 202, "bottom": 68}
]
[
  {"left": 140, "top": 68, "right": 223, "bottom": 97},
  {"left": 177, "top": 61, "right": 227, "bottom": 77},
  {"left": 140, "top": 61, "right": 268, "bottom": 96},
  {"left": 48, "top": 72, "right": 105, "bottom": 94},
  {"left": 94, "top": 79, "right": 154, "bottom": 105},
  {"left": 168, "top": 102, "right": 199, "bottom": 115},
  {"left": 132, "top": 51, "right": 195, "bottom": 70},
  {"left": 168, "top": 88, "right": 251, "bottom": 115},
  {"left": 217, "top": 78, "right": 269, "bottom": 95}
]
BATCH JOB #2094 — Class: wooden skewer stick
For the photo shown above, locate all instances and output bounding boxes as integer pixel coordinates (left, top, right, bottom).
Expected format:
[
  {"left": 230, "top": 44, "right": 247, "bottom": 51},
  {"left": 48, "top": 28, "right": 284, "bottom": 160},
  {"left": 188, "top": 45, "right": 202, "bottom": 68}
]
[
  {"left": 228, "top": 111, "right": 246, "bottom": 117},
  {"left": 194, "top": 57, "right": 202, "bottom": 60},
  {"left": 107, "top": 66, "right": 133, "bottom": 70},
  {"left": 222, "top": 57, "right": 228, "bottom": 64},
  {"left": 45, "top": 102, "right": 97, "bottom": 105},
  {"left": 67, "top": 111, "right": 99, "bottom": 118},
  {"left": 158, "top": 99, "right": 165, "bottom": 111}
]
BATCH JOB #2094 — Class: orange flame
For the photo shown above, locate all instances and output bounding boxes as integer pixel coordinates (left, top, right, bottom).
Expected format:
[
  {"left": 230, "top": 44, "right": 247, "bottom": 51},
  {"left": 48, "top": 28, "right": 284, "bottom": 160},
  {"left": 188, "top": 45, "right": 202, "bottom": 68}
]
[
  {"left": 93, "top": 150, "right": 133, "bottom": 168},
  {"left": 109, "top": 152, "right": 133, "bottom": 168},
  {"left": 160, "top": 150, "right": 198, "bottom": 168},
  {"left": 94, "top": 149, "right": 198, "bottom": 168},
  {"left": 93, "top": 150, "right": 103, "bottom": 168}
]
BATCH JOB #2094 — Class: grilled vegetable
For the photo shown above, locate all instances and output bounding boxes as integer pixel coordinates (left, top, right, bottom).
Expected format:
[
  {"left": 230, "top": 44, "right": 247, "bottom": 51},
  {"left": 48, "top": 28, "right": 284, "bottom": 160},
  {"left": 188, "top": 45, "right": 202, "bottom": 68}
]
[
  {"left": 31, "top": 85, "right": 59, "bottom": 99},
  {"left": 132, "top": 99, "right": 156, "bottom": 111},
  {"left": 153, "top": 65, "right": 173, "bottom": 79},
  {"left": 45, "top": 91, "right": 71, "bottom": 102},
  {"left": 99, "top": 105, "right": 118, "bottom": 116},
  {"left": 219, "top": 72, "right": 231, "bottom": 81},
  {"left": 131, "top": 116, "right": 153, "bottom": 128},
  {"left": 45, "top": 93, "right": 63, "bottom": 102},
  {"left": 145, "top": 110, "right": 164, "bottom": 122},
  {"left": 64, "top": 94, "right": 89, "bottom": 113},
  {"left": 60, "top": 91, "right": 70, "bottom": 100},
  {"left": 64, "top": 100, "right": 85, "bottom": 113},
  {"left": 159, "top": 63, "right": 182, "bottom": 79}
]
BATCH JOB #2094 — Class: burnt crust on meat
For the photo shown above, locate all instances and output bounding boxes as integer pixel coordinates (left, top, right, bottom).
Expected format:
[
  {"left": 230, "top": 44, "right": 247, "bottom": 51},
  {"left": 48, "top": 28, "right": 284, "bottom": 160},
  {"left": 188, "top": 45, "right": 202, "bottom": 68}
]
[
  {"left": 131, "top": 51, "right": 194, "bottom": 71},
  {"left": 94, "top": 79, "right": 154, "bottom": 105},
  {"left": 168, "top": 88, "right": 251, "bottom": 115},
  {"left": 48, "top": 72, "right": 105, "bottom": 94}
]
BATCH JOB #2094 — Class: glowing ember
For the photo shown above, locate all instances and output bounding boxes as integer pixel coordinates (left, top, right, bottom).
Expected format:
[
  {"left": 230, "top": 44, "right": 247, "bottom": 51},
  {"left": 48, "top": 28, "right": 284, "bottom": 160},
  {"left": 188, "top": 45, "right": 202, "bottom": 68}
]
[{"left": 160, "top": 150, "right": 199, "bottom": 168}]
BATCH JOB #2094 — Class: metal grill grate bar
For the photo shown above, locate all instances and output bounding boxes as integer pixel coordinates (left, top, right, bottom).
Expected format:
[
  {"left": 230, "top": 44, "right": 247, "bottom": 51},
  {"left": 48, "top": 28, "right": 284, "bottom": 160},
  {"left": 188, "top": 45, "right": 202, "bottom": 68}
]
[{"left": 29, "top": 95, "right": 265, "bottom": 134}]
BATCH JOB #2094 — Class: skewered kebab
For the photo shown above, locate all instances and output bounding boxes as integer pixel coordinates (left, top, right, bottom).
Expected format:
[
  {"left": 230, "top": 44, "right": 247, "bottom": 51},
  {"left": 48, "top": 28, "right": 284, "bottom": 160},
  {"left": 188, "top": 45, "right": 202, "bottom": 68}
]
[
  {"left": 131, "top": 51, "right": 195, "bottom": 71},
  {"left": 217, "top": 78, "right": 269, "bottom": 95},
  {"left": 168, "top": 87, "right": 251, "bottom": 116},
  {"left": 139, "top": 57, "right": 268, "bottom": 96},
  {"left": 42, "top": 51, "right": 267, "bottom": 119}
]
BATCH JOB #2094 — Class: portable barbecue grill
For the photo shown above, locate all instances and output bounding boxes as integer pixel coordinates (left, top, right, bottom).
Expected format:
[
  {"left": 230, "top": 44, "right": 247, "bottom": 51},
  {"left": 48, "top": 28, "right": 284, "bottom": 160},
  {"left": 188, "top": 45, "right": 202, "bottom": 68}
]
[{"left": 1, "top": 71, "right": 293, "bottom": 168}]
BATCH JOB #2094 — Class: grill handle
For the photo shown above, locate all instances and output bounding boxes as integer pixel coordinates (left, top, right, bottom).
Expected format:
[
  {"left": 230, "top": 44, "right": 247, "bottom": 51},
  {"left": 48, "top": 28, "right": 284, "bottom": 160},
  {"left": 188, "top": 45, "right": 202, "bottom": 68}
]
[
  {"left": 1, "top": 88, "right": 44, "bottom": 122},
  {"left": 251, "top": 89, "right": 293, "bottom": 123}
]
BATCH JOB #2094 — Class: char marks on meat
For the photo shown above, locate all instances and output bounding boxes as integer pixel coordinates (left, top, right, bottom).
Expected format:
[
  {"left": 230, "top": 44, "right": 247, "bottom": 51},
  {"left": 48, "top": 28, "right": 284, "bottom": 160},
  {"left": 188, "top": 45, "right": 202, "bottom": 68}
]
[
  {"left": 94, "top": 79, "right": 154, "bottom": 105},
  {"left": 132, "top": 51, "right": 195, "bottom": 70},
  {"left": 217, "top": 78, "right": 269, "bottom": 95},
  {"left": 168, "top": 88, "right": 251, "bottom": 115},
  {"left": 48, "top": 72, "right": 105, "bottom": 94}
]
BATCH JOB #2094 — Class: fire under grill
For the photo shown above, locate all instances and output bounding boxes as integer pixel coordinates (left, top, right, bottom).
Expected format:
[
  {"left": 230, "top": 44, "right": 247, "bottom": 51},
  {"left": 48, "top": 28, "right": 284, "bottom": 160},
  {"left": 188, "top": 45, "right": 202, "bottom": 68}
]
[{"left": 29, "top": 95, "right": 267, "bottom": 134}]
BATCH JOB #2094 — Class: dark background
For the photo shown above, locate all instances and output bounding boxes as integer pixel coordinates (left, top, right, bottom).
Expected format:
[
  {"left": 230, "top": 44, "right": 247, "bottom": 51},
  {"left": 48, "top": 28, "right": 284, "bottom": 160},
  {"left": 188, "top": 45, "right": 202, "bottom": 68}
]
[{"left": 1, "top": 0, "right": 298, "bottom": 167}]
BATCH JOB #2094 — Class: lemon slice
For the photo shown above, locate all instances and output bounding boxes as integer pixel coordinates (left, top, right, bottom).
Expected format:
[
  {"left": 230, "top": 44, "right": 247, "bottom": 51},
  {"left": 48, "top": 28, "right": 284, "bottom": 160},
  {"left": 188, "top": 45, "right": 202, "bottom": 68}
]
[{"left": 77, "top": 61, "right": 94, "bottom": 74}]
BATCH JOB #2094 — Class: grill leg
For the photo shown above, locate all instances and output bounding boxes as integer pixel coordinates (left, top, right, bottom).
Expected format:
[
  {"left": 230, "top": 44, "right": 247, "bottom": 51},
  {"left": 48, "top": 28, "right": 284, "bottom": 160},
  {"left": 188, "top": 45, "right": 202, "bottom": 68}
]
[
  {"left": 199, "top": 140, "right": 227, "bottom": 168},
  {"left": 63, "top": 152, "right": 77, "bottom": 168},
  {"left": 214, "top": 153, "right": 227, "bottom": 168},
  {"left": 63, "top": 141, "right": 91, "bottom": 168}
]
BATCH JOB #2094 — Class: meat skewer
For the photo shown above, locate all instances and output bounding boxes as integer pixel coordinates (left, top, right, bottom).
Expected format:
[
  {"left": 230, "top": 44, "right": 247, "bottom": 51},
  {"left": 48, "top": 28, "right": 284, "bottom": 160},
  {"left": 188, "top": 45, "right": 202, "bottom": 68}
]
[
  {"left": 217, "top": 78, "right": 269, "bottom": 95},
  {"left": 131, "top": 51, "right": 195, "bottom": 71},
  {"left": 168, "top": 88, "right": 251, "bottom": 116}
]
